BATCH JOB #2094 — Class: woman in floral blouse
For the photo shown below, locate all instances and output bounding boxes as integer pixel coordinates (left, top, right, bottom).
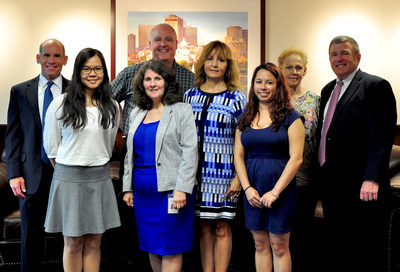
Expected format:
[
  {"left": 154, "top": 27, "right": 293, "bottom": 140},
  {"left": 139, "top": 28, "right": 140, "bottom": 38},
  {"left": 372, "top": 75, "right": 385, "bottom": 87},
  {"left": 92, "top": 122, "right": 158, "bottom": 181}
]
[{"left": 278, "top": 47, "right": 320, "bottom": 272}]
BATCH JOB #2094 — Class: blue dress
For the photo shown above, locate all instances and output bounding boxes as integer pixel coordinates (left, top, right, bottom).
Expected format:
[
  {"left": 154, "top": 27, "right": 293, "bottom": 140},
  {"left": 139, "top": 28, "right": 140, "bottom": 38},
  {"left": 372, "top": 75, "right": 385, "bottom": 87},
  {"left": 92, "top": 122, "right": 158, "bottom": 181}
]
[
  {"left": 241, "top": 111, "right": 300, "bottom": 234},
  {"left": 133, "top": 121, "right": 194, "bottom": 255}
]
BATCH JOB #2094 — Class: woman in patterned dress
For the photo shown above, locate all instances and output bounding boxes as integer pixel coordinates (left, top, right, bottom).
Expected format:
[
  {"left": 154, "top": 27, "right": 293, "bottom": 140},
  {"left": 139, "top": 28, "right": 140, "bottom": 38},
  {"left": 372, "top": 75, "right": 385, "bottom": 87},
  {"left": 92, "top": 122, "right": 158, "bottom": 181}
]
[
  {"left": 278, "top": 48, "right": 320, "bottom": 271},
  {"left": 184, "top": 41, "right": 247, "bottom": 272}
]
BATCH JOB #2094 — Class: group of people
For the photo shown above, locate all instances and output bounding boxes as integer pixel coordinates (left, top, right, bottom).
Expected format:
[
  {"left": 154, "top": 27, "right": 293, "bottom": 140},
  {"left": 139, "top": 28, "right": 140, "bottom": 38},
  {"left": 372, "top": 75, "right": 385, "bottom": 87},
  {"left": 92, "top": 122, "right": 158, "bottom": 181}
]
[{"left": 5, "top": 22, "right": 397, "bottom": 272}]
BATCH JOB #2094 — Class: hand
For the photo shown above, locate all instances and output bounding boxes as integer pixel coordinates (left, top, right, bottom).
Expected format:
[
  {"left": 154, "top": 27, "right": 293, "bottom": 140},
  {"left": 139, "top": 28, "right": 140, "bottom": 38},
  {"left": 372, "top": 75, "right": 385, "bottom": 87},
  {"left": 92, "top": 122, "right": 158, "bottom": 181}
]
[
  {"left": 123, "top": 192, "right": 134, "bottom": 207},
  {"left": 10, "top": 177, "right": 26, "bottom": 198},
  {"left": 360, "top": 180, "right": 379, "bottom": 201},
  {"left": 224, "top": 176, "right": 241, "bottom": 201},
  {"left": 245, "top": 187, "right": 263, "bottom": 208},
  {"left": 172, "top": 190, "right": 186, "bottom": 209},
  {"left": 260, "top": 191, "right": 279, "bottom": 208}
]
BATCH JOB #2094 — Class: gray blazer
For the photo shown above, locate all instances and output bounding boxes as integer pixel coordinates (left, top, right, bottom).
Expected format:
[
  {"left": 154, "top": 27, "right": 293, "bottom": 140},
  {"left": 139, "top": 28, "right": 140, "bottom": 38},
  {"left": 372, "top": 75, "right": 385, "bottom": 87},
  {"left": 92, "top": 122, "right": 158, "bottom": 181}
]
[{"left": 123, "top": 102, "right": 198, "bottom": 194}]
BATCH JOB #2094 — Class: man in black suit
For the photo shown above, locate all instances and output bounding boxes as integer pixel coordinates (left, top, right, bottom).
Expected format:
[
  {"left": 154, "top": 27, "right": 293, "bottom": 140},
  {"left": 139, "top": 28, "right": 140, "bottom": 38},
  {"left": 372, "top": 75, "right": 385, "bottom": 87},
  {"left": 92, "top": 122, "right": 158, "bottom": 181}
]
[
  {"left": 316, "top": 35, "right": 397, "bottom": 271},
  {"left": 6, "top": 39, "right": 69, "bottom": 271}
]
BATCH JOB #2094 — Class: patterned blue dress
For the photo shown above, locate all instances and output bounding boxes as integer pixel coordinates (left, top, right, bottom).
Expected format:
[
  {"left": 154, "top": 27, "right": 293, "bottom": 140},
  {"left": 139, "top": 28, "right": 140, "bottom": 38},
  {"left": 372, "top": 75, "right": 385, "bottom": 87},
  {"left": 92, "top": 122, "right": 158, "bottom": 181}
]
[{"left": 184, "top": 88, "right": 246, "bottom": 221}]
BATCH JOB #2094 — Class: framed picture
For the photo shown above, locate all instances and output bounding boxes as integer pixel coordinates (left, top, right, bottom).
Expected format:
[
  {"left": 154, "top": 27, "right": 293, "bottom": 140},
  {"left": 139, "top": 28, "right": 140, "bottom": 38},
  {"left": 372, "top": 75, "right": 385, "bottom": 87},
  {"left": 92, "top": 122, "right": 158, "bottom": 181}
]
[{"left": 111, "top": 0, "right": 265, "bottom": 91}]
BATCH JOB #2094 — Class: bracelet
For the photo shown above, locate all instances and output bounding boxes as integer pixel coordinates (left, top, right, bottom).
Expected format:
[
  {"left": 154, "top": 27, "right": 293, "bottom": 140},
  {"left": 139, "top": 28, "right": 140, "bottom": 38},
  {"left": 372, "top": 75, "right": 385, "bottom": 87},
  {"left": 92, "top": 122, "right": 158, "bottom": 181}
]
[
  {"left": 244, "top": 185, "right": 252, "bottom": 193},
  {"left": 271, "top": 193, "right": 279, "bottom": 199}
]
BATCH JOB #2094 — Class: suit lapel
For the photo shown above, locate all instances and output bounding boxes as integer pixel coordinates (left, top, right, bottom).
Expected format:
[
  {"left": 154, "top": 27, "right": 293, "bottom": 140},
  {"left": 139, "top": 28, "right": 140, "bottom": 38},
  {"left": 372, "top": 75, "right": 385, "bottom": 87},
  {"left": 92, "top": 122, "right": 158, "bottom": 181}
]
[
  {"left": 61, "top": 76, "right": 69, "bottom": 93},
  {"left": 320, "top": 80, "right": 336, "bottom": 123},
  {"left": 330, "top": 70, "right": 363, "bottom": 127},
  {"left": 25, "top": 76, "right": 42, "bottom": 129},
  {"left": 130, "top": 109, "right": 147, "bottom": 138},
  {"left": 156, "top": 105, "right": 173, "bottom": 161}
]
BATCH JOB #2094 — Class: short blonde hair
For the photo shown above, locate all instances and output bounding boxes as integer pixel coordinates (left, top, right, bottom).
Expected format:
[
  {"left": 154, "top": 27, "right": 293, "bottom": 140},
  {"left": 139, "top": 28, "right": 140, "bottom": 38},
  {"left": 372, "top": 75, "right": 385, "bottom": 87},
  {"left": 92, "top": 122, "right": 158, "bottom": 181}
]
[
  {"left": 195, "top": 41, "right": 241, "bottom": 90},
  {"left": 278, "top": 47, "right": 308, "bottom": 67}
]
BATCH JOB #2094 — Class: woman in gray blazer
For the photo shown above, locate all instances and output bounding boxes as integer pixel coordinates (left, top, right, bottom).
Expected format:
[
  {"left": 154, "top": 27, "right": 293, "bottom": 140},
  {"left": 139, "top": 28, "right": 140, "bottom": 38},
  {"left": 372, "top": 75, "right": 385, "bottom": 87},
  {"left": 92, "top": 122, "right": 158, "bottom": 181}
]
[{"left": 122, "top": 60, "right": 198, "bottom": 272}]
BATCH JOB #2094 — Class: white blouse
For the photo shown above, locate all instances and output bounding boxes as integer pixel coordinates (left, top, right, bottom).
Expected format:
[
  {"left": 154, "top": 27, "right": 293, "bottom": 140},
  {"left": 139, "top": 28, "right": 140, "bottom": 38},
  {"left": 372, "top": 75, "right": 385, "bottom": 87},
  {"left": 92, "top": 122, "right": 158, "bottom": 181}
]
[{"left": 44, "top": 94, "right": 120, "bottom": 167}]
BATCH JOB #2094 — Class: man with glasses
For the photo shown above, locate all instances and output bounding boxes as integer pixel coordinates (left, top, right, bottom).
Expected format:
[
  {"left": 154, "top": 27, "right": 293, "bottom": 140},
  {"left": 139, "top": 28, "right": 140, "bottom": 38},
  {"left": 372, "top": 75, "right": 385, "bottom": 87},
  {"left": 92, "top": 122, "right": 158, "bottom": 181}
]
[{"left": 6, "top": 39, "right": 69, "bottom": 271}]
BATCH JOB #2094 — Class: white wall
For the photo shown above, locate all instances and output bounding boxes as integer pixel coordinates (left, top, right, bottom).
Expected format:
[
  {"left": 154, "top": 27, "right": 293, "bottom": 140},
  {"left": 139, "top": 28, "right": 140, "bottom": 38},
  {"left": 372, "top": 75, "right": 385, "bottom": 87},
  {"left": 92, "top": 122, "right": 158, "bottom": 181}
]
[
  {"left": 0, "top": 0, "right": 399, "bottom": 124},
  {"left": 0, "top": 0, "right": 111, "bottom": 124},
  {"left": 267, "top": 0, "right": 400, "bottom": 122}
]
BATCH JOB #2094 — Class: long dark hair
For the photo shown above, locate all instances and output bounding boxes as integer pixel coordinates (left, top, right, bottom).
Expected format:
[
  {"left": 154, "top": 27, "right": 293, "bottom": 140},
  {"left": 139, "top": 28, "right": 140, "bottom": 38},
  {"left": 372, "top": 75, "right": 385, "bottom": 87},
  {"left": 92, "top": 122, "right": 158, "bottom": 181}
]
[
  {"left": 60, "top": 48, "right": 117, "bottom": 129},
  {"left": 237, "top": 63, "right": 293, "bottom": 131},
  {"left": 132, "top": 60, "right": 181, "bottom": 110}
]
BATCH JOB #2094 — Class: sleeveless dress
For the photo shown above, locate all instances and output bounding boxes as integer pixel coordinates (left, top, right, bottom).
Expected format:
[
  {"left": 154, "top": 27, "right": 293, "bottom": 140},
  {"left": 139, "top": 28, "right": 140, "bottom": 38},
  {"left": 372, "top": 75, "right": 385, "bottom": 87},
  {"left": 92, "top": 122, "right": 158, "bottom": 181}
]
[
  {"left": 133, "top": 121, "right": 195, "bottom": 255},
  {"left": 241, "top": 111, "right": 301, "bottom": 234},
  {"left": 183, "top": 88, "right": 246, "bottom": 221}
]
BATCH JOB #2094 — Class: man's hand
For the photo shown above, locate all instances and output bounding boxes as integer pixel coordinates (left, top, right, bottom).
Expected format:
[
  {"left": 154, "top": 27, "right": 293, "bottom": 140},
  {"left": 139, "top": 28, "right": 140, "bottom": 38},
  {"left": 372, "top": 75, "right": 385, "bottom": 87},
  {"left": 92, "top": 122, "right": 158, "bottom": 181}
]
[
  {"left": 360, "top": 180, "right": 379, "bottom": 201},
  {"left": 10, "top": 177, "right": 26, "bottom": 198}
]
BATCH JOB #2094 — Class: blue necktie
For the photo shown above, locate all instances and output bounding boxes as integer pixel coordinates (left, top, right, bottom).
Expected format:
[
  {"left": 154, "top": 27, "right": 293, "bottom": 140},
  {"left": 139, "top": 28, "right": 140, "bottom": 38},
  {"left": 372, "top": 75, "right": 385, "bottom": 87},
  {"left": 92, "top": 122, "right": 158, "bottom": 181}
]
[{"left": 41, "top": 81, "right": 54, "bottom": 164}]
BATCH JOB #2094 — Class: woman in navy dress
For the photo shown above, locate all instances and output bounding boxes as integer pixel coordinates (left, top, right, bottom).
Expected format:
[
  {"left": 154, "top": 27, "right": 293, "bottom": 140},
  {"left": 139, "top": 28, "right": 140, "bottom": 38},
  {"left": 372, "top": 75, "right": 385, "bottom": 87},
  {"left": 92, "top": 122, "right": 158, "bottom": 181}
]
[
  {"left": 234, "top": 63, "right": 305, "bottom": 272},
  {"left": 122, "top": 60, "right": 198, "bottom": 272}
]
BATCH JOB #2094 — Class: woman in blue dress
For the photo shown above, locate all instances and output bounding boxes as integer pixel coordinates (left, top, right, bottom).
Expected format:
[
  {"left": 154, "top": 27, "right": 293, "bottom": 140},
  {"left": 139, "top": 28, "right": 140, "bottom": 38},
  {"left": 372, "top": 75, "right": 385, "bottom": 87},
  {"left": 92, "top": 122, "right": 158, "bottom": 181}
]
[
  {"left": 234, "top": 63, "right": 305, "bottom": 272},
  {"left": 122, "top": 60, "right": 198, "bottom": 272},
  {"left": 184, "top": 41, "right": 246, "bottom": 272}
]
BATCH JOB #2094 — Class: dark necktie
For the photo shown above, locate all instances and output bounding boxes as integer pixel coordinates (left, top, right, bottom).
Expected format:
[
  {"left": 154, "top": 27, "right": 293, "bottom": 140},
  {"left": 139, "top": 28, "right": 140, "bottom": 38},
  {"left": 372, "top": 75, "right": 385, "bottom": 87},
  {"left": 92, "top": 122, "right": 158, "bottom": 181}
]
[
  {"left": 41, "top": 81, "right": 54, "bottom": 164},
  {"left": 318, "top": 80, "right": 343, "bottom": 166}
]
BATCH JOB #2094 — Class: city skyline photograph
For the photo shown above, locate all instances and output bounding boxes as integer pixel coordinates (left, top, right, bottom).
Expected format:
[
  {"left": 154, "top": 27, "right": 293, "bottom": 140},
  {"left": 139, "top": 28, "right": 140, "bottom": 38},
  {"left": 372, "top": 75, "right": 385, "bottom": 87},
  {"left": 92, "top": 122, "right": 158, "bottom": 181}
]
[{"left": 127, "top": 12, "right": 248, "bottom": 91}]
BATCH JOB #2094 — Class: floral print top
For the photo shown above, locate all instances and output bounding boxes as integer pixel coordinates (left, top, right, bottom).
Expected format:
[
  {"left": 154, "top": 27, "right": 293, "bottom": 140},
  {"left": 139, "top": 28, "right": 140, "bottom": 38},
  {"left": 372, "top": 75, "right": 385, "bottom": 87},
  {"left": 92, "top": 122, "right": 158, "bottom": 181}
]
[{"left": 294, "top": 90, "right": 320, "bottom": 186}]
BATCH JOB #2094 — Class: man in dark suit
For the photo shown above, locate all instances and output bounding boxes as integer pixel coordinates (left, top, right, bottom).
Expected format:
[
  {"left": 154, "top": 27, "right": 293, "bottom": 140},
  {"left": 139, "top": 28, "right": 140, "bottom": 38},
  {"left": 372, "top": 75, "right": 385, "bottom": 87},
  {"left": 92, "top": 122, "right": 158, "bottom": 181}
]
[
  {"left": 6, "top": 39, "right": 69, "bottom": 271},
  {"left": 316, "top": 35, "right": 397, "bottom": 271}
]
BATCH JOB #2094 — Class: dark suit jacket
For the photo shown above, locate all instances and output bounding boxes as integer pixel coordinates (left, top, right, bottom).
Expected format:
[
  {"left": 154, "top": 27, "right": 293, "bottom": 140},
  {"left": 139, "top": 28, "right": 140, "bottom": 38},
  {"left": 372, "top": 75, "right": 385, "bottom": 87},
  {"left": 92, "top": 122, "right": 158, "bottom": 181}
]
[
  {"left": 316, "top": 69, "right": 397, "bottom": 193},
  {"left": 6, "top": 75, "right": 70, "bottom": 195}
]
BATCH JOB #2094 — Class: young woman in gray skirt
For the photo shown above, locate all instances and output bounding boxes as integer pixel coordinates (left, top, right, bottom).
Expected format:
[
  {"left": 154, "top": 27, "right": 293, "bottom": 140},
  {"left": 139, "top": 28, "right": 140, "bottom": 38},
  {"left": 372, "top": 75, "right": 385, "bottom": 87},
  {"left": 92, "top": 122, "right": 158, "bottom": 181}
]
[{"left": 43, "top": 48, "right": 121, "bottom": 272}]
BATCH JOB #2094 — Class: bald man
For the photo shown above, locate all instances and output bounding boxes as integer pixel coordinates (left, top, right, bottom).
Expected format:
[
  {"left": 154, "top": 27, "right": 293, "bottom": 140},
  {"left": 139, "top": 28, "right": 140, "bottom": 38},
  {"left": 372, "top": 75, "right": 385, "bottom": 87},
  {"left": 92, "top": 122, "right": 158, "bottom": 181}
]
[{"left": 6, "top": 39, "right": 69, "bottom": 271}]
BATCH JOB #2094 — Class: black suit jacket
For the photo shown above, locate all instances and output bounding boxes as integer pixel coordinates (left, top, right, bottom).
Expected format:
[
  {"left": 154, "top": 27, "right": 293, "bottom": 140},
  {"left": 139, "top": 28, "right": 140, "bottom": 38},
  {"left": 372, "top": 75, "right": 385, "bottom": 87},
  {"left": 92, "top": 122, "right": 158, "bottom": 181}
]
[
  {"left": 6, "top": 75, "right": 70, "bottom": 195},
  {"left": 316, "top": 69, "right": 397, "bottom": 192}
]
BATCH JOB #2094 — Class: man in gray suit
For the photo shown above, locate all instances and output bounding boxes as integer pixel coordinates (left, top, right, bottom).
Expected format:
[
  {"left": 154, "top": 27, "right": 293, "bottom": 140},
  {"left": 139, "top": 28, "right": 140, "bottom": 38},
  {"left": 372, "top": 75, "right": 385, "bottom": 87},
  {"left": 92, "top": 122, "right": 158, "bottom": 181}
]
[{"left": 6, "top": 39, "right": 69, "bottom": 271}]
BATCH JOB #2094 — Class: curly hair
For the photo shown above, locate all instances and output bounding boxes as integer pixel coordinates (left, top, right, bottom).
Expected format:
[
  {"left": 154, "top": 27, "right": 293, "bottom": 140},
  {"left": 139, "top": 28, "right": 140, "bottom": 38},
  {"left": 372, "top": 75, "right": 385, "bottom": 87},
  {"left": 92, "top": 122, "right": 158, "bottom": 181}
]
[
  {"left": 194, "top": 40, "right": 241, "bottom": 90},
  {"left": 237, "top": 63, "right": 293, "bottom": 132},
  {"left": 278, "top": 47, "right": 308, "bottom": 67},
  {"left": 60, "top": 48, "right": 117, "bottom": 130},
  {"left": 132, "top": 60, "right": 181, "bottom": 110}
]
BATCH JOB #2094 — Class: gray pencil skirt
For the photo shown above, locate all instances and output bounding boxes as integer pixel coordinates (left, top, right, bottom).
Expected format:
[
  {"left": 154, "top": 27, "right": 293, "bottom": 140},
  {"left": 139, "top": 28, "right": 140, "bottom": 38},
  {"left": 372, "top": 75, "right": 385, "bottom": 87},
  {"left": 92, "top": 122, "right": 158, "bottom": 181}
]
[{"left": 44, "top": 162, "right": 121, "bottom": 237}]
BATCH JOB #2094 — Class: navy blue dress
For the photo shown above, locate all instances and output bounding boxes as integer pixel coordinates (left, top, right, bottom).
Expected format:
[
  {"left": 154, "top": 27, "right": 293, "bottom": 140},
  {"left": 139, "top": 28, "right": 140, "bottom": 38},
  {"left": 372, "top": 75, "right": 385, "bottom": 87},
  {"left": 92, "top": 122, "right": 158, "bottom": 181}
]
[
  {"left": 133, "top": 121, "right": 195, "bottom": 255},
  {"left": 241, "top": 111, "right": 301, "bottom": 234}
]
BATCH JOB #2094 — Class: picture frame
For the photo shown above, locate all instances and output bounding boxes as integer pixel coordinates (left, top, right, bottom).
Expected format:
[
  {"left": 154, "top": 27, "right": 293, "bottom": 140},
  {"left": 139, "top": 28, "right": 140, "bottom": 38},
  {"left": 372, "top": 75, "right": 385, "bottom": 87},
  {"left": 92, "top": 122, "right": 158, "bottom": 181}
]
[{"left": 110, "top": 0, "right": 266, "bottom": 91}]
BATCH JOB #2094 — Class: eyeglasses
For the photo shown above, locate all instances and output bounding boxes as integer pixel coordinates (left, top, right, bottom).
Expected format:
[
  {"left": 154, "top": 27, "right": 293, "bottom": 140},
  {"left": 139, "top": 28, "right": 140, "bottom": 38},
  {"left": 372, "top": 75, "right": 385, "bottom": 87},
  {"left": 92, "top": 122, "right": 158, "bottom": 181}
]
[
  {"left": 284, "top": 65, "right": 304, "bottom": 72},
  {"left": 81, "top": 66, "right": 104, "bottom": 75}
]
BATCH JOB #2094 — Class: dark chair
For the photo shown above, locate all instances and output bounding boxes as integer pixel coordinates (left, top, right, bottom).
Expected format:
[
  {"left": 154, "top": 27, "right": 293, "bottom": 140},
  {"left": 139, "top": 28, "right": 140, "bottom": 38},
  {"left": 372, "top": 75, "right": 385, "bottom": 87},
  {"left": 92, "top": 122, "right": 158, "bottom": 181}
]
[{"left": 387, "top": 145, "right": 400, "bottom": 272}]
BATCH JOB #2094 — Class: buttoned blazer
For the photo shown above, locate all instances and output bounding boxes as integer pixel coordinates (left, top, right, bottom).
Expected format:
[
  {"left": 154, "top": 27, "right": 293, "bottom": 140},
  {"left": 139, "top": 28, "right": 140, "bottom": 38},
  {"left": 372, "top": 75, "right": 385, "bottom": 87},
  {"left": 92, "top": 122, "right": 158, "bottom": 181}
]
[
  {"left": 316, "top": 69, "right": 397, "bottom": 188},
  {"left": 123, "top": 102, "right": 198, "bottom": 194},
  {"left": 6, "top": 75, "right": 70, "bottom": 194}
]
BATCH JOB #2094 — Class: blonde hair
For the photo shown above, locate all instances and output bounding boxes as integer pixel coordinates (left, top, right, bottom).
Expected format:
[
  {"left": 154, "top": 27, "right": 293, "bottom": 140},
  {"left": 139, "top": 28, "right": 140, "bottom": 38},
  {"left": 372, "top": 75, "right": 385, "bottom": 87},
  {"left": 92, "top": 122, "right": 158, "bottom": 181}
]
[
  {"left": 195, "top": 41, "right": 241, "bottom": 90},
  {"left": 278, "top": 47, "right": 308, "bottom": 67}
]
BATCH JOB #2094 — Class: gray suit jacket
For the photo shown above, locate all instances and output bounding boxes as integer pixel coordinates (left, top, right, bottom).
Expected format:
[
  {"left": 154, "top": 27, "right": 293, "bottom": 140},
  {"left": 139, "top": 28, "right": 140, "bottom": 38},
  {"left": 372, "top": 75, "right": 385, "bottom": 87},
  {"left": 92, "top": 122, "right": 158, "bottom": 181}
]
[{"left": 123, "top": 103, "right": 198, "bottom": 194}]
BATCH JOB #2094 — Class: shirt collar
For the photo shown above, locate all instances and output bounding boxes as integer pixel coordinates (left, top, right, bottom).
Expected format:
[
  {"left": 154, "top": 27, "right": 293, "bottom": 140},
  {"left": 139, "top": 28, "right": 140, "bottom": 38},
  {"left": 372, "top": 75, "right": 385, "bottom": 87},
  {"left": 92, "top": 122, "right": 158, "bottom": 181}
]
[
  {"left": 39, "top": 74, "right": 63, "bottom": 90},
  {"left": 338, "top": 67, "right": 359, "bottom": 86}
]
